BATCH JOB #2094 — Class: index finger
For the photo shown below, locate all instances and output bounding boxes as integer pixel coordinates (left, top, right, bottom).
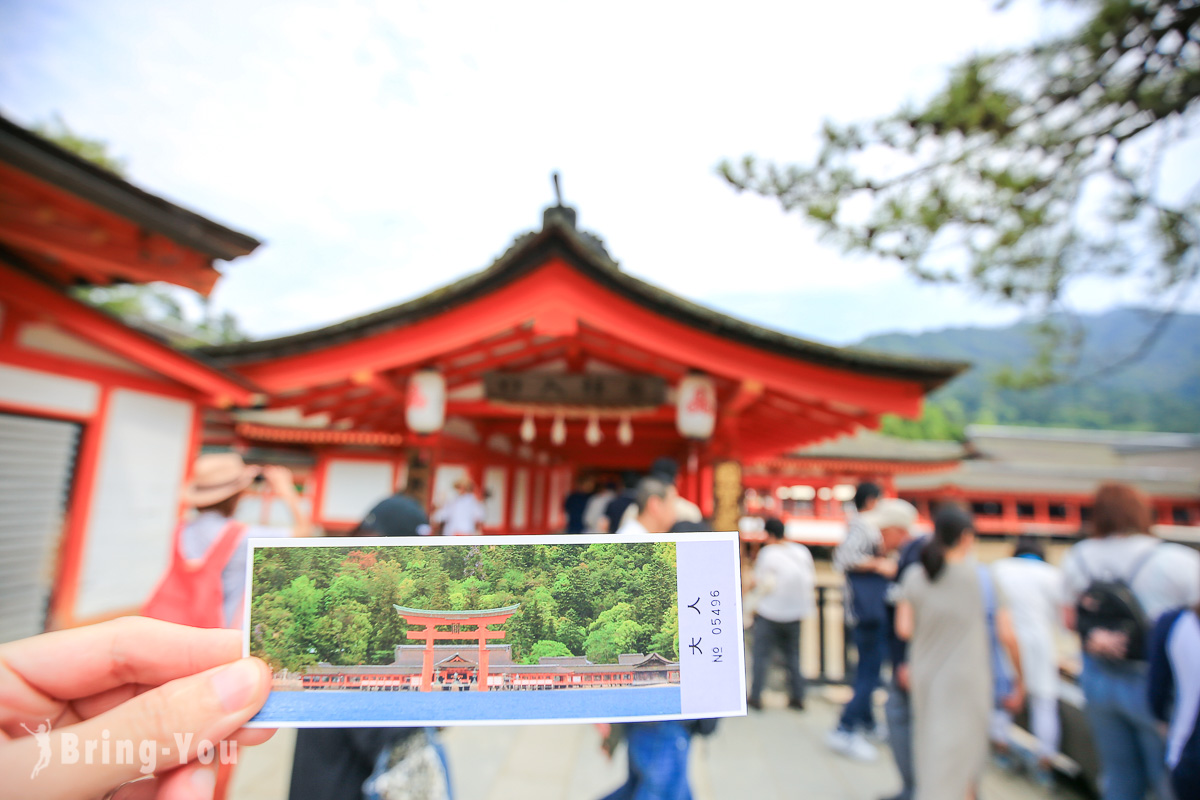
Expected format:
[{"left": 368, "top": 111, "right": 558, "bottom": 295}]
[{"left": 0, "top": 618, "right": 242, "bottom": 720}]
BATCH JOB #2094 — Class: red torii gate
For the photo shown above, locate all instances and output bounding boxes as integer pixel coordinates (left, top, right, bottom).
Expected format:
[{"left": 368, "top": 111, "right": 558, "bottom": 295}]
[{"left": 394, "top": 604, "right": 520, "bottom": 692}]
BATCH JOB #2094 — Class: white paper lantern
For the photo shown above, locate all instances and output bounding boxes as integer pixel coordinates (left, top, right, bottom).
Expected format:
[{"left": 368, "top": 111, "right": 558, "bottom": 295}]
[
  {"left": 676, "top": 373, "right": 716, "bottom": 440},
  {"left": 617, "top": 415, "right": 633, "bottom": 446},
  {"left": 585, "top": 413, "right": 603, "bottom": 446},
  {"left": 520, "top": 413, "right": 536, "bottom": 443},
  {"left": 405, "top": 369, "right": 446, "bottom": 434},
  {"left": 551, "top": 413, "right": 567, "bottom": 445}
]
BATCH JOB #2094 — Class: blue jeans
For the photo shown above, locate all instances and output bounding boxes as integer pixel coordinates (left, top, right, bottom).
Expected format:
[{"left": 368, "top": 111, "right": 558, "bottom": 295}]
[
  {"left": 601, "top": 722, "right": 692, "bottom": 800},
  {"left": 840, "top": 622, "right": 885, "bottom": 732},
  {"left": 1079, "top": 656, "right": 1172, "bottom": 800}
]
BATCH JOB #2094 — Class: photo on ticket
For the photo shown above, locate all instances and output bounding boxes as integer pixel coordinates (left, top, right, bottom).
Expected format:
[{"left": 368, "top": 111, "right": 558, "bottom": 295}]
[{"left": 242, "top": 532, "right": 745, "bottom": 727}]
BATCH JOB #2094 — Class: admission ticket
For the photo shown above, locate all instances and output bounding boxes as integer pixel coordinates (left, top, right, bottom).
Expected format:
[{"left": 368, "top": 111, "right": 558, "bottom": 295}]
[{"left": 242, "top": 531, "right": 746, "bottom": 727}]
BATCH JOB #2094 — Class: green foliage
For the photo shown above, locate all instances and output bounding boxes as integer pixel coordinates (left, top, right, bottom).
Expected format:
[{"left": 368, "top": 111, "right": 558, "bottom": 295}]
[
  {"left": 583, "top": 603, "right": 647, "bottom": 664},
  {"left": 527, "top": 640, "right": 572, "bottom": 663},
  {"left": 250, "top": 543, "right": 679, "bottom": 671},
  {"left": 863, "top": 308, "right": 1200, "bottom": 434},
  {"left": 719, "top": 1, "right": 1200, "bottom": 385},
  {"left": 66, "top": 282, "right": 247, "bottom": 346},
  {"left": 880, "top": 396, "right": 968, "bottom": 441},
  {"left": 32, "top": 114, "right": 127, "bottom": 175}
]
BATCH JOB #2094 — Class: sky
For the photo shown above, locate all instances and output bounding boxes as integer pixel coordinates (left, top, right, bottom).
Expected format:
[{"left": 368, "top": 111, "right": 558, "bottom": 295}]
[{"left": 2, "top": 0, "right": 1195, "bottom": 345}]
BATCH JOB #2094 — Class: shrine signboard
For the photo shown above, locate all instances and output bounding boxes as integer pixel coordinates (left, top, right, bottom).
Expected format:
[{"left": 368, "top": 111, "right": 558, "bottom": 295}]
[{"left": 484, "top": 373, "right": 666, "bottom": 408}]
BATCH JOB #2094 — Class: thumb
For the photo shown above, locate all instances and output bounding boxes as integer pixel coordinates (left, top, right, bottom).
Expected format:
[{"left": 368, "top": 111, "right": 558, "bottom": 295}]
[{"left": 4, "top": 657, "right": 270, "bottom": 800}]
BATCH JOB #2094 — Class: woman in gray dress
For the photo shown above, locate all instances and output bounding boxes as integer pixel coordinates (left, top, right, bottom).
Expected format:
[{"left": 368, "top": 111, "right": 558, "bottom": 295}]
[{"left": 895, "top": 506, "right": 1024, "bottom": 800}]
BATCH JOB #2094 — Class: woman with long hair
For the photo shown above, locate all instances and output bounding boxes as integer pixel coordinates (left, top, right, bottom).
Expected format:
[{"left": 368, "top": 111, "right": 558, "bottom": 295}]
[{"left": 895, "top": 505, "right": 1023, "bottom": 800}]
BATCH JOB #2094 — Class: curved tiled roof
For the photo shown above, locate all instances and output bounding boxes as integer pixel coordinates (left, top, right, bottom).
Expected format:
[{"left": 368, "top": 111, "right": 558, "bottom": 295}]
[
  {"left": 0, "top": 115, "right": 261, "bottom": 261},
  {"left": 393, "top": 604, "right": 521, "bottom": 619},
  {"left": 202, "top": 210, "right": 968, "bottom": 392},
  {"left": 788, "top": 429, "right": 968, "bottom": 463}
]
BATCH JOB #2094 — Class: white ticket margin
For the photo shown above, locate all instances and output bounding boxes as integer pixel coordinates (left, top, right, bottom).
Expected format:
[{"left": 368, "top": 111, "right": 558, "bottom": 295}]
[{"left": 242, "top": 532, "right": 747, "bottom": 727}]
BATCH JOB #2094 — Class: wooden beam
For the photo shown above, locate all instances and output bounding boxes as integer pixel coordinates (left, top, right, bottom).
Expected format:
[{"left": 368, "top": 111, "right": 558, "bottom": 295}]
[
  {"left": 0, "top": 258, "right": 252, "bottom": 404},
  {"left": 328, "top": 396, "right": 396, "bottom": 426},
  {"left": 0, "top": 166, "right": 224, "bottom": 294},
  {"left": 445, "top": 401, "right": 675, "bottom": 421},
  {"left": 435, "top": 326, "right": 536, "bottom": 368},
  {"left": 443, "top": 338, "right": 567, "bottom": 382},
  {"left": 578, "top": 343, "right": 687, "bottom": 380},
  {"left": 0, "top": 215, "right": 218, "bottom": 295},
  {"left": 269, "top": 381, "right": 357, "bottom": 410},
  {"left": 725, "top": 379, "right": 765, "bottom": 417}
]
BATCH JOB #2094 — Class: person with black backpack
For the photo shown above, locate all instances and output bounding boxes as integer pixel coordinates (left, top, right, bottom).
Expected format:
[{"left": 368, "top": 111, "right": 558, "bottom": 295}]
[{"left": 1062, "top": 483, "right": 1200, "bottom": 800}]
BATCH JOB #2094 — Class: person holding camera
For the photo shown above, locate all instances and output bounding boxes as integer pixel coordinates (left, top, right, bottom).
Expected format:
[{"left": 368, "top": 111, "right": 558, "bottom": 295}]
[{"left": 150, "top": 452, "right": 312, "bottom": 629}]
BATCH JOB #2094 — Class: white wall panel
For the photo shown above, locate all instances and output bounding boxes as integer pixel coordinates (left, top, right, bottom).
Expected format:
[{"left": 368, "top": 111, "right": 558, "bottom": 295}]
[
  {"left": 322, "top": 459, "right": 394, "bottom": 524},
  {"left": 76, "top": 390, "right": 193, "bottom": 619},
  {"left": 483, "top": 466, "right": 507, "bottom": 528},
  {"left": 0, "top": 364, "right": 98, "bottom": 417},
  {"left": 511, "top": 468, "right": 530, "bottom": 529}
]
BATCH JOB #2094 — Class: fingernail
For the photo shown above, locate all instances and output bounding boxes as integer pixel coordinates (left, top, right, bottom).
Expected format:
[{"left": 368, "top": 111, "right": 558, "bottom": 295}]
[
  {"left": 211, "top": 659, "right": 261, "bottom": 712},
  {"left": 191, "top": 764, "right": 217, "bottom": 798}
]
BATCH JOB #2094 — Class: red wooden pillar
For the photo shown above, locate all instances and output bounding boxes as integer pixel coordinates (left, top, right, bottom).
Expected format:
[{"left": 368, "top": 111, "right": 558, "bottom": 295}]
[
  {"left": 881, "top": 474, "right": 896, "bottom": 498},
  {"left": 49, "top": 385, "right": 112, "bottom": 628},
  {"left": 477, "top": 631, "right": 489, "bottom": 692},
  {"left": 699, "top": 458, "right": 714, "bottom": 519},
  {"left": 1002, "top": 495, "right": 1019, "bottom": 528},
  {"left": 420, "top": 624, "right": 436, "bottom": 692}
]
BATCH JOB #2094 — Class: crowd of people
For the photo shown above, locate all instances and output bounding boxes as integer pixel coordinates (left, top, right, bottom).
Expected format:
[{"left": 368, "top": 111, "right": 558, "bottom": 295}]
[
  {"left": 766, "top": 480, "right": 1199, "bottom": 800},
  {"left": 2, "top": 453, "right": 1198, "bottom": 800}
]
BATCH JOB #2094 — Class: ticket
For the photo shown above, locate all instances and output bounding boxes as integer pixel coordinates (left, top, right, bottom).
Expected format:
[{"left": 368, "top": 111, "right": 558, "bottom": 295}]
[{"left": 242, "top": 532, "right": 747, "bottom": 727}]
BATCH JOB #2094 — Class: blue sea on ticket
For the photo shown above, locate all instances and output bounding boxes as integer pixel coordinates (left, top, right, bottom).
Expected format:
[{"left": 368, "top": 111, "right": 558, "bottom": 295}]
[{"left": 254, "top": 686, "right": 682, "bottom": 725}]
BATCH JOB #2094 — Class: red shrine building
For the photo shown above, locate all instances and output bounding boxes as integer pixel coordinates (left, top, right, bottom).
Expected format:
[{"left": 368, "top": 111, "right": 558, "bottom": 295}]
[
  {"left": 199, "top": 202, "right": 965, "bottom": 534},
  {"left": 299, "top": 647, "right": 681, "bottom": 693},
  {"left": 740, "top": 426, "right": 1200, "bottom": 547},
  {"left": 3, "top": 112, "right": 1193, "bottom": 650},
  {"left": 288, "top": 599, "right": 680, "bottom": 694},
  {"left": 0, "top": 116, "right": 260, "bottom": 643},
  {"left": 293, "top": 601, "right": 680, "bottom": 693}
]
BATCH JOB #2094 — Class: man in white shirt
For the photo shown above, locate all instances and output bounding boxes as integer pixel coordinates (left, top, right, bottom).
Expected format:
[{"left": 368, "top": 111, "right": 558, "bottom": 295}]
[
  {"left": 747, "top": 516, "right": 815, "bottom": 711},
  {"left": 432, "top": 477, "right": 486, "bottom": 536},
  {"left": 614, "top": 475, "right": 678, "bottom": 536}
]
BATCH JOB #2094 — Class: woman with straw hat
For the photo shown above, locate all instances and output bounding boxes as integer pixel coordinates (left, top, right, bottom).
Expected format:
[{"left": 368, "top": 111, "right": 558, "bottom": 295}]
[{"left": 176, "top": 452, "right": 311, "bottom": 627}]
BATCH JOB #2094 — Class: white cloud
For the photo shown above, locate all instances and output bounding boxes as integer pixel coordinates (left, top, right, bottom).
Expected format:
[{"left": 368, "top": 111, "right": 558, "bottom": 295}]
[{"left": 1, "top": 0, "right": 1176, "bottom": 344}]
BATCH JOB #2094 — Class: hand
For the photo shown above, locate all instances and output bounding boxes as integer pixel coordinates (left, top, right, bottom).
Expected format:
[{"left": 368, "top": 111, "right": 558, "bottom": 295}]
[
  {"left": 1085, "top": 628, "right": 1129, "bottom": 659},
  {"left": 261, "top": 466, "right": 297, "bottom": 498},
  {"left": 596, "top": 723, "right": 614, "bottom": 758},
  {"left": 1002, "top": 681, "right": 1026, "bottom": 715},
  {"left": 895, "top": 663, "right": 910, "bottom": 692},
  {"left": 0, "top": 617, "right": 273, "bottom": 800},
  {"left": 874, "top": 559, "right": 898, "bottom": 579}
]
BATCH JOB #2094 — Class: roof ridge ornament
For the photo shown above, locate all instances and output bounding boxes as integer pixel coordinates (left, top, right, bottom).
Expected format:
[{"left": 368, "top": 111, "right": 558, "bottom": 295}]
[{"left": 543, "top": 170, "right": 577, "bottom": 230}]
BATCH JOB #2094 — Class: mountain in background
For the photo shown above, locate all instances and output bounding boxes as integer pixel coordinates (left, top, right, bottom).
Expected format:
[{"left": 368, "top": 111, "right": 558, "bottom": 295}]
[{"left": 856, "top": 308, "right": 1200, "bottom": 437}]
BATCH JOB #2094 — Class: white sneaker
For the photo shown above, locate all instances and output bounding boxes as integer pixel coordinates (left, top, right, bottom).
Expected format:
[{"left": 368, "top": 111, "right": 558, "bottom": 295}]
[{"left": 825, "top": 728, "right": 878, "bottom": 762}]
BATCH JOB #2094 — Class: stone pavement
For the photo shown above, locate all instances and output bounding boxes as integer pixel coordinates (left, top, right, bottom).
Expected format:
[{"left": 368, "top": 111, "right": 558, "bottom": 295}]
[{"left": 229, "top": 687, "right": 1084, "bottom": 799}]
